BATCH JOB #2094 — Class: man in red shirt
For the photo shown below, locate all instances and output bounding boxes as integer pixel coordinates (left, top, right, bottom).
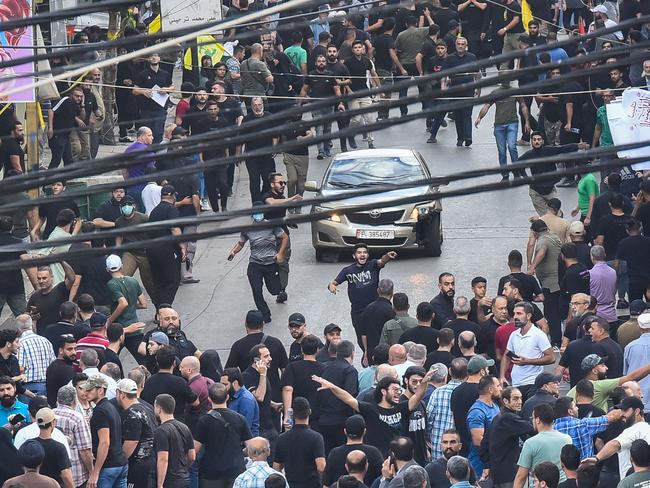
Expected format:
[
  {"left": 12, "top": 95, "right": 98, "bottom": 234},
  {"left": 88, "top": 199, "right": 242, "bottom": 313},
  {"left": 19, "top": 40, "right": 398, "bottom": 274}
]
[
  {"left": 75, "top": 313, "right": 110, "bottom": 366},
  {"left": 493, "top": 297, "right": 517, "bottom": 383}
]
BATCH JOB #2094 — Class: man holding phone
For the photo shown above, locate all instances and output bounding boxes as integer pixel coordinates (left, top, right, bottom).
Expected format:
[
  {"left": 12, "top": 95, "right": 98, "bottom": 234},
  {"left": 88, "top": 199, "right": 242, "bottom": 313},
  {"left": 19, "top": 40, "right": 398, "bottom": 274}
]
[
  {"left": 0, "top": 376, "right": 30, "bottom": 432},
  {"left": 500, "top": 301, "right": 555, "bottom": 399}
]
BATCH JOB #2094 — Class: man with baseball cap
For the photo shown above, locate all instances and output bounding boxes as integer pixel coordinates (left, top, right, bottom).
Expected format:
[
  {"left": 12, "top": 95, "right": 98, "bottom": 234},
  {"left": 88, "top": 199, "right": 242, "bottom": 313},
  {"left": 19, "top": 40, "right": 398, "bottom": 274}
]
[
  {"left": 589, "top": 5, "right": 623, "bottom": 40},
  {"left": 623, "top": 313, "right": 650, "bottom": 413},
  {"left": 317, "top": 323, "right": 343, "bottom": 363},
  {"left": 568, "top": 353, "right": 650, "bottom": 411},
  {"left": 34, "top": 407, "right": 74, "bottom": 487},
  {"left": 287, "top": 313, "right": 323, "bottom": 362},
  {"left": 75, "top": 312, "right": 110, "bottom": 362},
  {"left": 585, "top": 396, "right": 650, "bottom": 478},
  {"left": 521, "top": 372, "right": 561, "bottom": 419},
  {"left": 83, "top": 373, "right": 129, "bottom": 487},
  {"left": 105, "top": 254, "right": 147, "bottom": 362},
  {"left": 147, "top": 184, "right": 187, "bottom": 309},
  {"left": 142, "top": 331, "right": 170, "bottom": 374},
  {"left": 618, "top": 302, "right": 649, "bottom": 349},
  {"left": 116, "top": 377, "right": 156, "bottom": 488}
]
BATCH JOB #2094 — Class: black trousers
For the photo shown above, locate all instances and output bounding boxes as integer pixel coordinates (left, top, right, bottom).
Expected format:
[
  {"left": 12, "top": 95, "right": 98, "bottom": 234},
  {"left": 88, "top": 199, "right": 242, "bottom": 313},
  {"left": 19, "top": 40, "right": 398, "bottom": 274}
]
[
  {"left": 519, "top": 96, "right": 538, "bottom": 142},
  {"left": 116, "top": 90, "right": 136, "bottom": 137},
  {"left": 543, "top": 288, "right": 562, "bottom": 346},
  {"left": 204, "top": 166, "right": 230, "bottom": 211},
  {"left": 146, "top": 246, "right": 181, "bottom": 308},
  {"left": 246, "top": 261, "right": 282, "bottom": 321},
  {"left": 246, "top": 156, "right": 276, "bottom": 204},
  {"left": 49, "top": 132, "right": 73, "bottom": 168},
  {"left": 351, "top": 309, "right": 365, "bottom": 351}
]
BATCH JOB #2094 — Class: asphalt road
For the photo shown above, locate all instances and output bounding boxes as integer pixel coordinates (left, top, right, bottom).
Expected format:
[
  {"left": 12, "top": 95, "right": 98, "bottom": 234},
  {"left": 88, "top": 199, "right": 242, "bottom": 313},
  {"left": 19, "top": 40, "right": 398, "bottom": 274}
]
[{"left": 169, "top": 92, "right": 585, "bottom": 365}]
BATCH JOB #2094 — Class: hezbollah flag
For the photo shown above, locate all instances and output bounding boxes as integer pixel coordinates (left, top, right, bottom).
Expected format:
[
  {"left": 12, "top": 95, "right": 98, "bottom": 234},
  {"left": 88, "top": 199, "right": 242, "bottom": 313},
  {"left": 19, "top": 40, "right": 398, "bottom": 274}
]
[
  {"left": 182, "top": 36, "right": 227, "bottom": 85},
  {"left": 522, "top": 0, "right": 533, "bottom": 32}
]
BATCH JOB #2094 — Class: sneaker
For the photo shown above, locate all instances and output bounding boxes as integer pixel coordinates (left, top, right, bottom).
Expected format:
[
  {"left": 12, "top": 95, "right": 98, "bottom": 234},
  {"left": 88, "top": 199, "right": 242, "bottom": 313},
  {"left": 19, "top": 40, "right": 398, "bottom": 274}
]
[
  {"left": 617, "top": 299, "right": 629, "bottom": 309},
  {"left": 200, "top": 198, "right": 212, "bottom": 212},
  {"left": 456, "top": 140, "right": 463, "bottom": 147},
  {"left": 119, "top": 136, "right": 134, "bottom": 143},
  {"left": 324, "top": 150, "right": 332, "bottom": 158},
  {"left": 368, "top": 142, "right": 375, "bottom": 149},
  {"left": 276, "top": 291, "right": 288, "bottom": 303},
  {"left": 465, "top": 139, "right": 472, "bottom": 147},
  {"left": 500, "top": 175, "right": 509, "bottom": 181},
  {"left": 317, "top": 152, "right": 324, "bottom": 160},
  {"left": 441, "top": 119, "right": 448, "bottom": 128},
  {"left": 427, "top": 136, "right": 437, "bottom": 143},
  {"left": 264, "top": 317, "right": 272, "bottom": 324},
  {"left": 348, "top": 139, "right": 358, "bottom": 149},
  {"left": 182, "top": 278, "right": 201, "bottom": 284}
]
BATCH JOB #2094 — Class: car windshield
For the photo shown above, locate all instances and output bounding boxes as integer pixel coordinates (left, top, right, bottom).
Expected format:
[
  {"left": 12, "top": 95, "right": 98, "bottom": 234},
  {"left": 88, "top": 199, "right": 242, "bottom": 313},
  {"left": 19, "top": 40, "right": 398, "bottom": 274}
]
[{"left": 324, "top": 155, "right": 426, "bottom": 189}]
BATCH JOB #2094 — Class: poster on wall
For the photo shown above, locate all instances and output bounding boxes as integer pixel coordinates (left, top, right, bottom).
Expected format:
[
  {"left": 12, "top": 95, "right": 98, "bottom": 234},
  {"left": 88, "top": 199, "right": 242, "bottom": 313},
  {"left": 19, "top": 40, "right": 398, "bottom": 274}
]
[
  {"left": 159, "top": 0, "right": 222, "bottom": 33},
  {"left": 0, "top": 0, "right": 36, "bottom": 102}
]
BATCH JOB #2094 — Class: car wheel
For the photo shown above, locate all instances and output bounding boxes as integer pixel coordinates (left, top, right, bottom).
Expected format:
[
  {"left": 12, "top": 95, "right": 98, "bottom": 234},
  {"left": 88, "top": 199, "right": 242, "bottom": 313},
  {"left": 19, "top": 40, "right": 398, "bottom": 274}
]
[
  {"left": 315, "top": 248, "right": 326, "bottom": 262},
  {"left": 423, "top": 212, "right": 442, "bottom": 257}
]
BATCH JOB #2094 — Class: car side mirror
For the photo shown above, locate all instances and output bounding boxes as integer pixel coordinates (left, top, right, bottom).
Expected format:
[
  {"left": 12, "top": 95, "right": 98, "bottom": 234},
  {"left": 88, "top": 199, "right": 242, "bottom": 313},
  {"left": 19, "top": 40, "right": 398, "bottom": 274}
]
[{"left": 304, "top": 181, "right": 320, "bottom": 192}]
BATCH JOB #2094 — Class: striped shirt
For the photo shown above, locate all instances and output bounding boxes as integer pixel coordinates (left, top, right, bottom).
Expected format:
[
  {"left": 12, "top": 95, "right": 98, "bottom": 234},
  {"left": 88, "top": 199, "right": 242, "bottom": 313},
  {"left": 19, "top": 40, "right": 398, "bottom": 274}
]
[
  {"left": 53, "top": 405, "right": 92, "bottom": 487},
  {"left": 75, "top": 332, "right": 109, "bottom": 362},
  {"left": 18, "top": 331, "right": 55, "bottom": 383},
  {"left": 426, "top": 379, "right": 462, "bottom": 460}
]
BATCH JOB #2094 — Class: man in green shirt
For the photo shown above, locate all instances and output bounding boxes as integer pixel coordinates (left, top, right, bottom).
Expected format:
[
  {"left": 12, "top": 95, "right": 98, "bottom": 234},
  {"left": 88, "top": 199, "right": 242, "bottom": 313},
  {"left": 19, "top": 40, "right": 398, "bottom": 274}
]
[
  {"left": 593, "top": 91, "right": 615, "bottom": 149},
  {"left": 567, "top": 354, "right": 650, "bottom": 411},
  {"left": 105, "top": 254, "right": 146, "bottom": 361},
  {"left": 572, "top": 171, "right": 599, "bottom": 231},
  {"left": 284, "top": 32, "right": 308, "bottom": 75}
]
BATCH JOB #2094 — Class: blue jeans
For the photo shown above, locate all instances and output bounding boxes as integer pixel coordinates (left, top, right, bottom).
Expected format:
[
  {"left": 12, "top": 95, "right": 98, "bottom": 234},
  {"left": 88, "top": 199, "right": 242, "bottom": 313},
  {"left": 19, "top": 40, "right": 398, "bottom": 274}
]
[
  {"left": 312, "top": 107, "right": 333, "bottom": 153},
  {"left": 98, "top": 464, "right": 128, "bottom": 488},
  {"left": 494, "top": 121, "right": 519, "bottom": 175}
]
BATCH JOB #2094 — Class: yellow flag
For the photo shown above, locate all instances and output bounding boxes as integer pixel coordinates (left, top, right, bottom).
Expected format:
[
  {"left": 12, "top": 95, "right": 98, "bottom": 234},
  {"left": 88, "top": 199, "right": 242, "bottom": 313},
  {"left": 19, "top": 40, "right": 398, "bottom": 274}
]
[
  {"left": 522, "top": 0, "right": 533, "bottom": 32},
  {"left": 148, "top": 14, "right": 161, "bottom": 34},
  {"left": 183, "top": 36, "right": 226, "bottom": 70}
]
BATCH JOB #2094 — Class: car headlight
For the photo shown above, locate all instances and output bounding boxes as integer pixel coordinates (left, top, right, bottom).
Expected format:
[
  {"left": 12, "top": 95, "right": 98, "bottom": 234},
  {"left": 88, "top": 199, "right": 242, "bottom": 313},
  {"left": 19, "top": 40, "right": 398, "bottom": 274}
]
[
  {"left": 407, "top": 205, "right": 434, "bottom": 222},
  {"left": 314, "top": 206, "right": 341, "bottom": 223}
]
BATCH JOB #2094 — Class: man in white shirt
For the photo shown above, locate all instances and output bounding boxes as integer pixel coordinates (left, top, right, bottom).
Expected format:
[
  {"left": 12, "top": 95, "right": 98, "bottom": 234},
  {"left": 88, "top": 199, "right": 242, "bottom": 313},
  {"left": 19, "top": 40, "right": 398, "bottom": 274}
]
[
  {"left": 586, "top": 396, "right": 650, "bottom": 478},
  {"left": 588, "top": 5, "right": 623, "bottom": 40},
  {"left": 500, "top": 301, "right": 555, "bottom": 399},
  {"left": 140, "top": 167, "right": 164, "bottom": 215}
]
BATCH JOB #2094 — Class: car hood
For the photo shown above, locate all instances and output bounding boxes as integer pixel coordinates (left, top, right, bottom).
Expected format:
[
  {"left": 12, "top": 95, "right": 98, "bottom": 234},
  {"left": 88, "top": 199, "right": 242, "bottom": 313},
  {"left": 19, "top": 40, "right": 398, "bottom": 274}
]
[{"left": 318, "top": 184, "right": 435, "bottom": 208}]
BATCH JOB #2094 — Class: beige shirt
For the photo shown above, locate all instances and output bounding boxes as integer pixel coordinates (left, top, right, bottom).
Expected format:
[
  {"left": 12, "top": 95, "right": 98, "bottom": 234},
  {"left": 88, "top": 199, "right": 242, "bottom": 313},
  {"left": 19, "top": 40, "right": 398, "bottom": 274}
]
[
  {"left": 541, "top": 213, "right": 570, "bottom": 243},
  {"left": 617, "top": 318, "right": 641, "bottom": 350}
]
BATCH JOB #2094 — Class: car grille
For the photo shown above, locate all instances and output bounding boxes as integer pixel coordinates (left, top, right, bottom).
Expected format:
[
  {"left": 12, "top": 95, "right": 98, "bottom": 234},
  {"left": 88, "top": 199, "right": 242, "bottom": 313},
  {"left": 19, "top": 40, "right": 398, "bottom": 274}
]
[
  {"left": 342, "top": 237, "right": 408, "bottom": 246},
  {"left": 347, "top": 210, "right": 405, "bottom": 226}
]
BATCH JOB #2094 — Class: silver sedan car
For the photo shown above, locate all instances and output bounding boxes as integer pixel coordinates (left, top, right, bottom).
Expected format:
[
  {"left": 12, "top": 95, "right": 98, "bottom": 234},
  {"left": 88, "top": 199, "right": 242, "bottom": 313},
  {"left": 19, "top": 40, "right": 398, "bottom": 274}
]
[{"left": 305, "top": 148, "right": 444, "bottom": 261}]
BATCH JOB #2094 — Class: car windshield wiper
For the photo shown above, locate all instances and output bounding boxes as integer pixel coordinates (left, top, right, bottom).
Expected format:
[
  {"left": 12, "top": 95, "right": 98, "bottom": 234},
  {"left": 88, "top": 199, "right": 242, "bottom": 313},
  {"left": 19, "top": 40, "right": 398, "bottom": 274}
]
[{"left": 326, "top": 180, "right": 359, "bottom": 189}]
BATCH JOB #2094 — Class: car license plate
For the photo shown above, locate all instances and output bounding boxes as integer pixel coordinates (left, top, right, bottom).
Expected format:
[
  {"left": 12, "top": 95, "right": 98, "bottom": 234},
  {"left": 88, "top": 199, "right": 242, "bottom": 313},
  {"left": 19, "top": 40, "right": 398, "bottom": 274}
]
[{"left": 356, "top": 229, "right": 395, "bottom": 239}]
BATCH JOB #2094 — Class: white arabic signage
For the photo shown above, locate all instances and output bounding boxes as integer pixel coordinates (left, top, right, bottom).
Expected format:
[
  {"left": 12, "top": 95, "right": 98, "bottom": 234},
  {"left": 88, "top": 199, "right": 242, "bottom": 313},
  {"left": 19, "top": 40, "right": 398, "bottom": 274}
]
[
  {"left": 607, "top": 88, "right": 650, "bottom": 171},
  {"left": 160, "top": 0, "right": 222, "bottom": 32}
]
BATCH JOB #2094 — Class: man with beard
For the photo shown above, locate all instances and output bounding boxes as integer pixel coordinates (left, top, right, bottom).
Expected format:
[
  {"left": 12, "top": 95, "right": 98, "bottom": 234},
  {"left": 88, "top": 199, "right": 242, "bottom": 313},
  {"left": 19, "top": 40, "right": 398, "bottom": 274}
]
[
  {"left": 501, "top": 280, "right": 548, "bottom": 334},
  {"left": 45, "top": 335, "right": 77, "bottom": 407},
  {"left": 466, "top": 376, "right": 502, "bottom": 475},
  {"left": 521, "top": 372, "right": 561, "bottom": 419},
  {"left": 500, "top": 302, "right": 554, "bottom": 399},
  {"left": 425, "top": 429, "right": 477, "bottom": 488},
  {"left": 585, "top": 396, "right": 650, "bottom": 479},
  {"left": 91, "top": 188, "right": 126, "bottom": 247},
  {"left": 328, "top": 245, "right": 397, "bottom": 350},
  {"left": 362, "top": 280, "right": 396, "bottom": 364},
  {"left": 287, "top": 313, "right": 324, "bottom": 362},
  {"left": 133, "top": 53, "right": 175, "bottom": 143},
  {"left": 0, "top": 120, "right": 25, "bottom": 173},
  {"left": 220, "top": 368, "right": 260, "bottom": 436},
  {"left": 181, "top": 89, "right": 209, "bottom": 136},
  {"left": 520, "top": 131, "right": 590, "bottom": 216},
  {"left": 483, "top": 386, "right": 535, "bottom": 486},
  {"left": 325, "top": 44, "right": 356, "bottom": 152},
  {"left": 0, "top": 329, "right": 28, "bottom": 400},
  {"left": 0, "top": 376, "right": 29, "bottom": 429},
  {"left": 400, "top": 366, "right": 429, "bottom": 466},
  {"left": 139, "top": 305, "right": 202, "bottom": 361},
  {"left": 201, "top": 101, "right": 231, "bottom": 213},
  {"left": 281, "top": 335, "right": 324, "bottom": 429},
  {"left": 430, "top": 273, "right": 456, "bottom": 329},
  {"left": 116, "top": 378, "right": 156, "bottom": 488},
  {"left": 241, "top": 97, "right": 278, "bottom": 204},
  {"left": 567, "top": 354, "right": 650, "bottom": 412},
  {"left": 312, "top": 368, "right": 434, "bottom": 456}
]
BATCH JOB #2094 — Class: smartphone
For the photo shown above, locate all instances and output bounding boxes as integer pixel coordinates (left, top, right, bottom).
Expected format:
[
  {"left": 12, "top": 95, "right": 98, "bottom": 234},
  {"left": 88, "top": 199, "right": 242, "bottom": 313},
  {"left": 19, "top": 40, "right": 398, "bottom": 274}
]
[
  {"left": 507, "top": 351, "right": 520, "bottom": 360},
  {"left": 9, "top": 414, "right": 25, "bottom": 425}
]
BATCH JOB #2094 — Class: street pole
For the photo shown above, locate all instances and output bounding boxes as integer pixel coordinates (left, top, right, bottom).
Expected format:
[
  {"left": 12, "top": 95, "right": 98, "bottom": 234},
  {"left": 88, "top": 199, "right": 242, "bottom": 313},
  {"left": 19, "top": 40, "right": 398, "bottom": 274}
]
[{"left": 101, "top": 10, "right": 120, "bottom": 145}]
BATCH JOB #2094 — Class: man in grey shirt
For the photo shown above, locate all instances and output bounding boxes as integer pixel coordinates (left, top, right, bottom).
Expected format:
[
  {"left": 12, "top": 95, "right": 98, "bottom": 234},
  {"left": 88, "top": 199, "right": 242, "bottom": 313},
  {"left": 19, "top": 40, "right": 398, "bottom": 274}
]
[
  {"left": 240, "top": 43, "right": 274, "bottom": 108},
  {"left": 227, "top": 203, "right": 288, "bottom": 323}
]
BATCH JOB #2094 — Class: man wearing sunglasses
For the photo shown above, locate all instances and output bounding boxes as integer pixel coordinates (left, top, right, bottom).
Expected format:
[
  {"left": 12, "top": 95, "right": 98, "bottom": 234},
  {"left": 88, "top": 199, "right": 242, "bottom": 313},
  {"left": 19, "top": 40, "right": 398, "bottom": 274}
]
[{"left": 262, "top": 172, "right": 302, "bottom": 305}]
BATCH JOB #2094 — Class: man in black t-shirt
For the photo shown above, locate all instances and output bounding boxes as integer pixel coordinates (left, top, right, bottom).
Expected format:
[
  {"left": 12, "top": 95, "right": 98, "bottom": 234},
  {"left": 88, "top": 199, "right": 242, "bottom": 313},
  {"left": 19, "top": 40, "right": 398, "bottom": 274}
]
[
  {"left": 49, "top": 87, "right": 84, "bottom": 169},
  {"left": 442, "top": 37, "right": 480, "bottom": 146},
  {"left": 313, "top": 370, "right": 434, "bottom": 456},
  {"left": 419, "top": 40, "right": 449, "bottom": 142},
  {"left": 400, "top": 367, "right": 429, "bottom": 466},
  {"left": 194, "top": 383, "right": 252, "bottom": 486},
  {"left": 83, "top": 374, "right": 129, "bottom": 487},
  {"left": 181, "top": 89, "right": 209, "bottom": 135},
  {"left": 327, "top": 45, "right": 356, "bottom": 152},
  {"left": 27, "top": 266, "right": 75, "bottom": 336},
  {"left": 497, "top": 0, "right": 525, "bottom": 71},
  {"left": 299, "top": 54, "right": 344, "bottom": 159},
  {"left": 201, "top": 101, "right": 232, "bottom": 213},
  {"left": 147, "top": 186, "right": 187, "bottom": 308},
  {"left": 33, "top": 180, "right": 80, "bottom": 241},
  {"left": 329, "top": 244, "right": 397, "bottom": 350},
  {"left": 0, "top": 216, "right": 26, "bottom": 317},
  {"left": 34, "top": 408, "right": 73, "bottom": 487},
  {"left": 616, "top": 220, "right": 650, "bottom": 301},
  {"left": 116, "top": 378, "right": 156, "bottom": 488},
  {"left": 0, "top": 121, "right": 25, "bottom": 174},
  {"left": 559, "top": 243, "right": 590, "bottom": 319},
  {"left": 372, "top": 17, "right": 402, "bottom": 121},
  {"left": 344, "top": 41, "right": 379, "bottom": 149},
  {"left": 287, "top": 313, "right": 324, "bottom": 362},
  {"left": 154, "top": 393, "right": 196, "bottom": 488},
  {"left": 133, "top": 53, "right": 175, "bottom": 143},
  {"left": 456, "top": 0, "right": 487, "bottom": 57}
]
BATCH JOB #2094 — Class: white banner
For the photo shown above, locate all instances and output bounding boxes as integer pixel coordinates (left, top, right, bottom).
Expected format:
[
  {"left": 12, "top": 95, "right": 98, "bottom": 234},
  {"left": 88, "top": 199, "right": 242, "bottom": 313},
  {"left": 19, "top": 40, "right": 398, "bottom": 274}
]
[
  {"left": 607, "top": 88, "right": 650, "bottom": 171},
  {"left": 159, "top": 0, "right": 222, "bottom": 32}
]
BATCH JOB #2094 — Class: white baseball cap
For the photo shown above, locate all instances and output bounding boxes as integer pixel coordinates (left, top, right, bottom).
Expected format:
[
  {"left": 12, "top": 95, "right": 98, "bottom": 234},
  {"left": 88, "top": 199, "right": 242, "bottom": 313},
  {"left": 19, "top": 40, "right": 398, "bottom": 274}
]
[
  {"left": 638, "top": 313, "right": 650, "bottom": 330},
  {"left": 590, "top": 5, "right": 608, "bottom": 14},
  {"left": 106, "top": 254, "right": 123, "bottom": 272}
]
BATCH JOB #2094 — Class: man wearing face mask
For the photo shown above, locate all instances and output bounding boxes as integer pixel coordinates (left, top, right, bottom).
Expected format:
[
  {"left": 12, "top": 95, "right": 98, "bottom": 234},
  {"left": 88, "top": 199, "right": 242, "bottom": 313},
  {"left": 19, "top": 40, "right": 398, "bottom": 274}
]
[
  {"left": 227, "top": 203, "right": 289, "bottom": 324},
  {"left": 0, "top": 121, "right": 25, "bottom": 174},
  {"left": 241, "top": 97, "right": 278, "bottom": 204},
  {"left": 500, "top": 301, "right": 555, "bottom": 399}
]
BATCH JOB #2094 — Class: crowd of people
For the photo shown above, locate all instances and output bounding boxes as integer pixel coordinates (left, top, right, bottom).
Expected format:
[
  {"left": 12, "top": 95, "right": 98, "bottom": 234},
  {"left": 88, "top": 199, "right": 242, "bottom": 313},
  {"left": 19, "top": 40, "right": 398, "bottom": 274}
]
[{"left": 1, "top": 0, "right": 650, "bottom": 488}]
